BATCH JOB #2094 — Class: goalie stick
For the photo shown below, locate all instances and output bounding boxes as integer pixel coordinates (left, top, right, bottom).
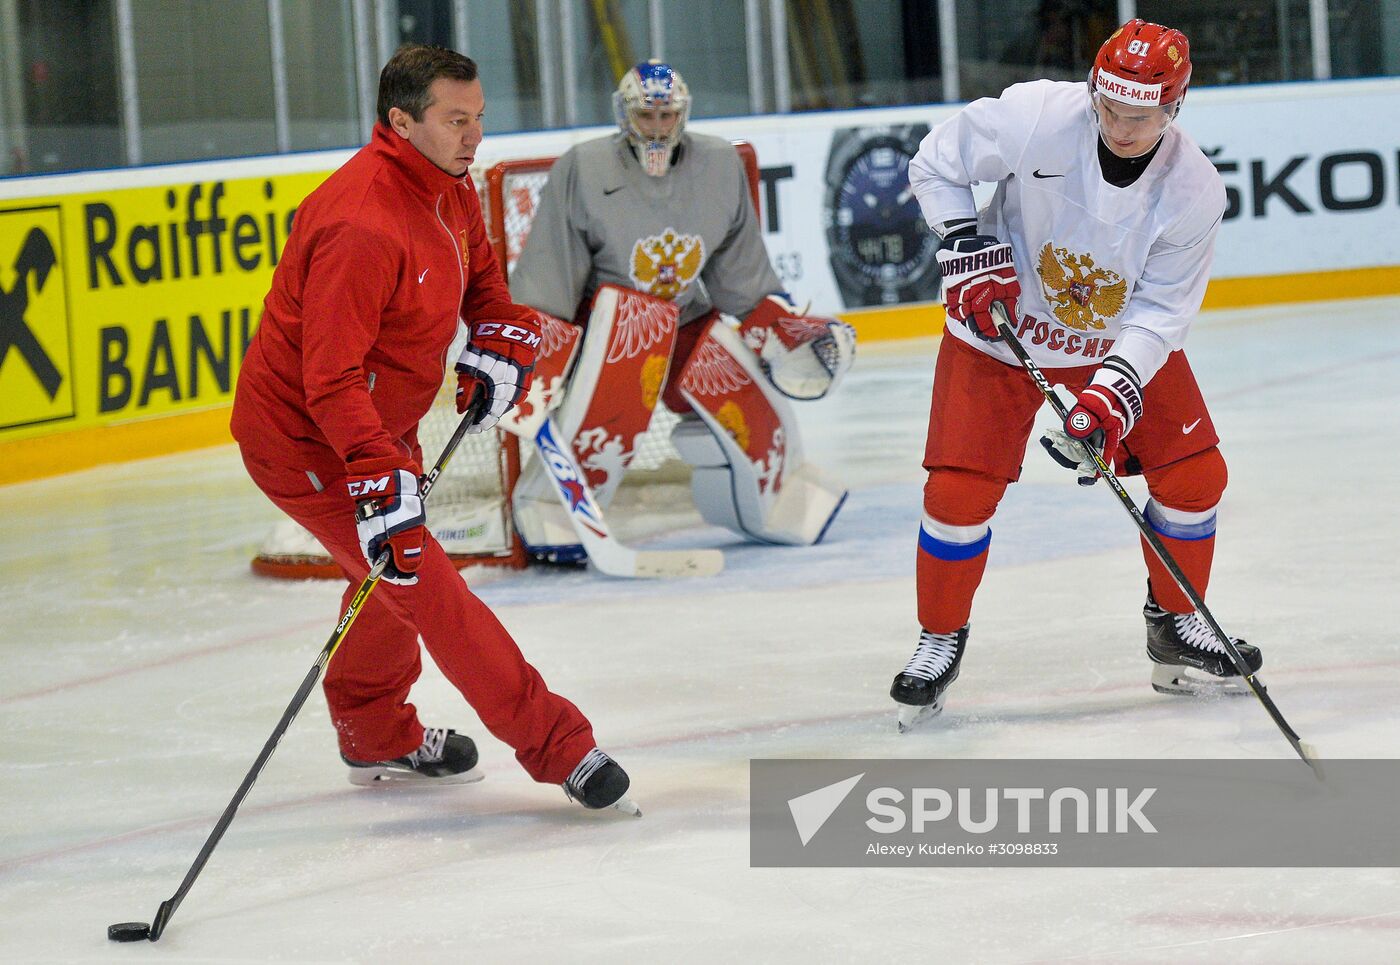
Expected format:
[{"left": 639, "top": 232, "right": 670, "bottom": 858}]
[
  {"left": 534, "top": 416, "right": 724, "bottom": 578},
  {"left": 108, "top": 396, "right": 487, "bottom": 945},
  {"left": 990, "top": 302, "right": 1321, "bottom": 777}
]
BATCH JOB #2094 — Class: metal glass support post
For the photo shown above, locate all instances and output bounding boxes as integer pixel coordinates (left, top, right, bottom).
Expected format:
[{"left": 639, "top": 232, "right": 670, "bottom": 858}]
[
  {"left": 452, "top": 0, "right": 470, "bottom": 53},
  {"left": 767, "top": 0, "right": 791, "bottom": 112},
  {"left": 648, "top": 0, "right": 664, "bottom": 59},
  {"left": 375, "top": 0, "right": 398, "bottom": 71},
  {"left": 114, "top": 0, "right": 142, "bottom": 166},
  {"left": 0, "top": 0, "right": 29, "bottom": 173},
  {"left": 535, "top": 0, "right": 559, "bottom": 126},
  {"left": 744, "top": 0, "right": 764, "bottom": 114},
  {"left": 1117, "top": 0, "right": 1136, "bottom": 26},
  {"left": 1310, "top": 0, "right": 1332, "bottom": 78},
  {"left": 268, "top": 0, "right": 291, "bottom": 153},
  {"left": 559, "top": 0, "right": 578, "bottom": 126},
  {"left": 351, "top": 0, "right": 378, "bottom": 142},
  {"left": 937, "top": 0, "right": 958, "bottom": 103}
]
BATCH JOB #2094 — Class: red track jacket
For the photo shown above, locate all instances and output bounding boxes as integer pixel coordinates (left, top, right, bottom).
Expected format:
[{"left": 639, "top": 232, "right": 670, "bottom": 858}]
[{"left": 233, "top": 124, "right": 518, "bottom": 475}]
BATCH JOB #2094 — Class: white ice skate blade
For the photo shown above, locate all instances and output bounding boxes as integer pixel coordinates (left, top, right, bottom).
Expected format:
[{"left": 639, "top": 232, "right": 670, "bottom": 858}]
[
  {"left": 896, "top": 698, "right": 947, "bottom": 733},
  {"left": 346, "top": 765, "right": 486, "bottom": 787},
  {"left": 1150, "top": 663, "right": 1250, "bottom": 698},
  {"left": 611, "top": 795, "right": 643, "bottom": 817}
]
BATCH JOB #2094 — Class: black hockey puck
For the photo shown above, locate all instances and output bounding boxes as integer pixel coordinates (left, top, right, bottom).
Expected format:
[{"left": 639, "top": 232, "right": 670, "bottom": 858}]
[{"left": 108, "top": 922, "right": 152, "bottom": 942}]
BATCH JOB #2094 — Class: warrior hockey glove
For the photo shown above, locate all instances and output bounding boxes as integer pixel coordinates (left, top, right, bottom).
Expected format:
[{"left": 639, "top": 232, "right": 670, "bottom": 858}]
[
  {"left": 738, "top": 294, "right": 857, "bottom": 400},
  {"left": 346, "top": 456, "right": 426, "bottom": 584},
  {"left": 936, "top": 235, "right": 1021, "bottom": 341},
  {"left": 455, "top": 306, "right": 543, "bottom": 433},
  {"left": 1040, "top": 358, "right": 1143, "bottom": 486}
]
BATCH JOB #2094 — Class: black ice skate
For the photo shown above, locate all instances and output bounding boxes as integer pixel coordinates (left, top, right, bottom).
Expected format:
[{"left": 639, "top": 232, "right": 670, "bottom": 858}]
[
  {"left": 563, "top": 748, "right": 641, "bottom": 816},
  {"left": 1145, "top": 589, "right": 1262, "bottom": 696},
  {"left": 342, "top": 727, "right": 484, "bottom": 786},
  {"left": 891, "top": 625, "right": 969, "bottom": 732}
]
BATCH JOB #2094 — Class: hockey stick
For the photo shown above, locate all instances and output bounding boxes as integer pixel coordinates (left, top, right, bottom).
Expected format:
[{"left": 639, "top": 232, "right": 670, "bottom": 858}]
[
  {"left": 534, "top": 415, "right": 724, "bottom": 578},
  {"left": 989, "top": 303, "right": 1321, "bottom": 776},
  {"left": 108, "top": 396, "right": 487, "bottom": 944}
]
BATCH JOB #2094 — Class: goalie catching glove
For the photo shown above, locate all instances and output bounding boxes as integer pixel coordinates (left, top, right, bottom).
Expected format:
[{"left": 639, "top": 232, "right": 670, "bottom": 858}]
[
  {"left": 936, "top": 235, "right": 1021, "bottom": 342},
  {"left": 738, "top": 294, "right": 856, "bottom": 400},
  {"left": 346, "top": 456, "right": 426, "bottom": 584},
  {"left": 1040, "top": 358, "right": 1143, "bottom": 486},
  {"left": 455, "top": 306, "right": 543, "bottom": 433}
]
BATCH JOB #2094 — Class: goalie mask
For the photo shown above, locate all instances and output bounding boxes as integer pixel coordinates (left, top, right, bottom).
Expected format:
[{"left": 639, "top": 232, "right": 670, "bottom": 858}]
[
  {"left": 1087, "top": 19, "right": 1191, "bottom": 157},
  {"left": 614, "top": 60, "right": 690, "bottom": 177}
]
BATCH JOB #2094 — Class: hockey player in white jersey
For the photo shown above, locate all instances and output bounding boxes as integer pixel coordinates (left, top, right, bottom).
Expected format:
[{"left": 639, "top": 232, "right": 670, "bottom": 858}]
[
  {"left": 891, "top": 19, "right": 1261, "bottom": 729},
  {"left": 502, "top": 60, "right": 854, "bottom": 566}
]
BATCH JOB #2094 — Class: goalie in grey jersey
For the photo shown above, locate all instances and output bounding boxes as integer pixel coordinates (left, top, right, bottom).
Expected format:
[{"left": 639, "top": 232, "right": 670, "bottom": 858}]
[{"left": 505, "top": 60, "right": 855, "bottom": 564}]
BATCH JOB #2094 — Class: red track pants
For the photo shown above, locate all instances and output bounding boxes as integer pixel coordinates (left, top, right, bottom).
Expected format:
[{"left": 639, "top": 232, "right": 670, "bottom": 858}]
[{"left": 242, "top": 451, "right": 597, "bottom": 784}]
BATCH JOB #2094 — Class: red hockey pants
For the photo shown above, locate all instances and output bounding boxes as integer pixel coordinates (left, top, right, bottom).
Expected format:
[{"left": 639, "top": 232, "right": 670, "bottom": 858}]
[{"left": 917, "top": 335, "right": 1227, "bottom": 632}]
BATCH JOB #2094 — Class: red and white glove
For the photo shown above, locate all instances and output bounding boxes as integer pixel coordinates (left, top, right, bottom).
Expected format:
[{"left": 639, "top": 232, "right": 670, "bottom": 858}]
[
  {"left": 1040, "top": 359, "right": 1143, "bottom": 486},
  {"left": 936, "top": 235, "right": 1021, "bottom": 341},
  {"left": 738, "top": 294, "right": 856, "bottom": 400},
  {"left": 455, "top": 306, "right": 543, "bottom": 433},
  {"left": 345, "top": 456, "right": 426, "bottom": 584}
]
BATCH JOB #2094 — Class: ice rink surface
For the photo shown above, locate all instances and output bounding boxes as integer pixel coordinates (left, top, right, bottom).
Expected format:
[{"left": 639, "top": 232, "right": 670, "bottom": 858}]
[{"left": 2, "top": 297, "right": 1398, "bottom": 963}]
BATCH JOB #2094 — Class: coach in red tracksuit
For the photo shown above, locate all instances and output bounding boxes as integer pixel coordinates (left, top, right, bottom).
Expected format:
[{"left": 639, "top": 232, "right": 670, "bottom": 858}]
[{"left": 232, "top": 45, "right": 632, "bottom": 810}]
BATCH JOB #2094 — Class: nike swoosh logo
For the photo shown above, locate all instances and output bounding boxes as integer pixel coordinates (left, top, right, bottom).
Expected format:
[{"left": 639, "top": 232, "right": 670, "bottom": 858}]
[
  {"left": 603, "top": 186, "right": 625, "bottom": 195},
  {"left": 1032, "top": 169, "right": 1065, "bottom": 179},
  {"left": 1182, "top": 418, "right": 1202, "bottom": 434},
  {"left": 418, "top": 268, "right": 430, "bottom": 284}
]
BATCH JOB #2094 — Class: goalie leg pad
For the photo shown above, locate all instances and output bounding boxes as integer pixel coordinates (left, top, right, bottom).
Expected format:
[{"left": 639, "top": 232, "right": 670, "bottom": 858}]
[
  {"left": 671, "top": 318, "right": 846, "bottom": 545},
  {"left": 512, "top": 285, "right": 680, "bottom": 554}
]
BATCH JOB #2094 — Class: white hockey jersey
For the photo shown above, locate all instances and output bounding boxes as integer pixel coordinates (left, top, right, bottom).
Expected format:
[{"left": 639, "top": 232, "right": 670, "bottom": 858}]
[{"left": 909, "top": 79, "right": 1226, "bottom": 384}]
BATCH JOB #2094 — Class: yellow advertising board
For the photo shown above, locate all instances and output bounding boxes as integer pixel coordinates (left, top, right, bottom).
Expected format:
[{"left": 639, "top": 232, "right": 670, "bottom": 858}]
[{"left": 0, "top": 172, "right": 329, "bottom": 479}]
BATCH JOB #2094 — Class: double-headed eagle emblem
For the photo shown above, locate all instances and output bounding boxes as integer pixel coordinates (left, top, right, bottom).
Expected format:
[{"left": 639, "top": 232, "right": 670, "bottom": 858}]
[
  {"left": 1036, "top": 243, "right": 1127, "bottom": 331},
  {"left": 630, "top": 228, "right": 705, "bottom": 301}
]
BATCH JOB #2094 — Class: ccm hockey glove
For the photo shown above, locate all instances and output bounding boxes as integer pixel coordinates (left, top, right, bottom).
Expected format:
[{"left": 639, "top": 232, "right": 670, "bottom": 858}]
[
  {"left": 346, "top": 456, "right": 426, "bottom": 584},
  {"left": 455, "top": 306, "right": 543, "bottom": 433},
  {"left": 1041, "top": 358, "right": 1143, "bottom": 486},
  {"left": 936, "top": 235, "right": 1021, "bottom": 341}
]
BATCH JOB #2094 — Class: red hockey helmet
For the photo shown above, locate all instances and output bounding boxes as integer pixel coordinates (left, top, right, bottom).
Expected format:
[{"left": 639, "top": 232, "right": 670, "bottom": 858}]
[{"left": 1090, "top": 19, "right": 1192, "bottom": 110}]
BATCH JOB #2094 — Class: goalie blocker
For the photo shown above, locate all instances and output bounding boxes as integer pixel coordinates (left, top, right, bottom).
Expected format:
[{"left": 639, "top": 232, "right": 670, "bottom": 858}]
[{"left": 508, "top": 284, "right": 849, "bottom": 560}]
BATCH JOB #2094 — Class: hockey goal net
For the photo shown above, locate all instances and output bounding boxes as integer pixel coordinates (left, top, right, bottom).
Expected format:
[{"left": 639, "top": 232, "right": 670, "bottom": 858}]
[{"left": 251, "top": 141, "right": 761, "bottom": 578}]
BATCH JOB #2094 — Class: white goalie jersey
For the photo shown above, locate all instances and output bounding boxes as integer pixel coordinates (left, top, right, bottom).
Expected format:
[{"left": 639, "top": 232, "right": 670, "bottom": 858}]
[{"left": 909, "top": 79, "right": 1227, "bottom": 385}]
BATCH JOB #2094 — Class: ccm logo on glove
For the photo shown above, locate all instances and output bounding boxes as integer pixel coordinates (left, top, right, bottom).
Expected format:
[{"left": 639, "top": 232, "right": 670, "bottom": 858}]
[
  {"left": 454, "top": 307, "right": 544, "bottom": 434},
  {"left": 347, "top": 476, "right": 392, "bottom": 498},
  {"left": 344, "top": 461, "right": 427, "bottom": 585},
  {"left": 473, "top": 321, "right": 542, "bottom": 348}
]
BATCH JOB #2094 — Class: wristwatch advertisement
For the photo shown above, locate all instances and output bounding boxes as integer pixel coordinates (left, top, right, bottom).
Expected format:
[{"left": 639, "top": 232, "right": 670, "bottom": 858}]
[{"left": 822, "top": 124, "right": 942, "bottom": 309}]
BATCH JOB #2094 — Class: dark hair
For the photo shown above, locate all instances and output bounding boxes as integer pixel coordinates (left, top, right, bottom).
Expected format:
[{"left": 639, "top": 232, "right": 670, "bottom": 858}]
[{"left": 377, "top": 44, "right": 478, "bottom": 127}]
